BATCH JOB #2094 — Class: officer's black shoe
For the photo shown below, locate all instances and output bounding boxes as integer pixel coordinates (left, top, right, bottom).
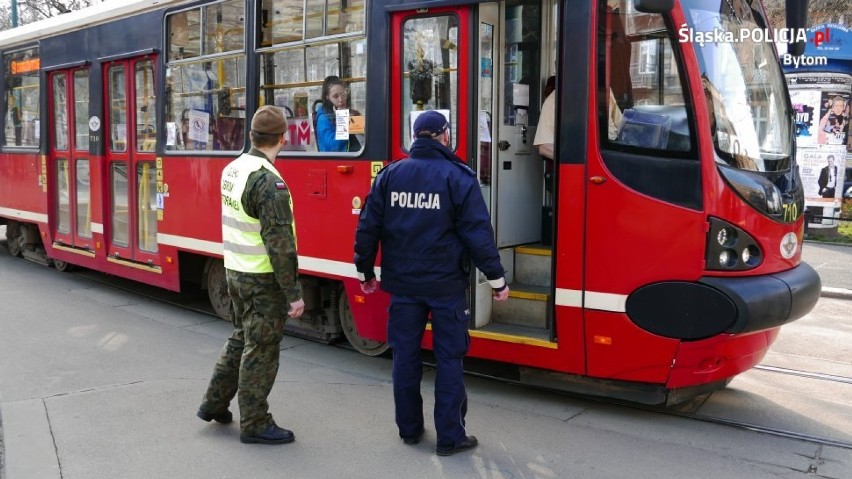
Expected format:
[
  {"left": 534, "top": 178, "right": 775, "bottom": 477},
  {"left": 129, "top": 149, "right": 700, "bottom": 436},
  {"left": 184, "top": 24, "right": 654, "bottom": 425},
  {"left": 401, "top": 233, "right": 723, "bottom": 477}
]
[
  {"left": 436, "top": 435, "right": 478, "bottom": 456},
  {"left": 401, "top": 428, "right": 424, "bottom": 445},
  {"left": 240, "top": 423, "right": 295, "bottom": 445},
  {"left": 196, "top": 408, "right": 233, "bottom": 424}
]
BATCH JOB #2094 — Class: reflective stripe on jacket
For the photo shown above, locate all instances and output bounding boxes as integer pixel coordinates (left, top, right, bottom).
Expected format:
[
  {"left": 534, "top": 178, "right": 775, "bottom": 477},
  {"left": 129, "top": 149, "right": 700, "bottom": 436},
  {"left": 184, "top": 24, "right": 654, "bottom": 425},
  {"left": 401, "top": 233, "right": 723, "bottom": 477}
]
[{"left": 221, "top": 152, "right": 285, "bottom": 273}]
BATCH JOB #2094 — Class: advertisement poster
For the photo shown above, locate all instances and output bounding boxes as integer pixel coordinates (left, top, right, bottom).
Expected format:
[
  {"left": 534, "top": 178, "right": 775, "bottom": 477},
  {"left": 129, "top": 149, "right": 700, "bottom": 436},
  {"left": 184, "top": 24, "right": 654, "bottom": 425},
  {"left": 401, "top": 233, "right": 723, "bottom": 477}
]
[
  {"left": 799, "top": 145, "right": 847, "bottom": 209},
  {"left": 790, "top": 89, "right": 821, "bottom": 147},
  {"left": 816, "top": 91, "right": 850, "bottom": 146}
]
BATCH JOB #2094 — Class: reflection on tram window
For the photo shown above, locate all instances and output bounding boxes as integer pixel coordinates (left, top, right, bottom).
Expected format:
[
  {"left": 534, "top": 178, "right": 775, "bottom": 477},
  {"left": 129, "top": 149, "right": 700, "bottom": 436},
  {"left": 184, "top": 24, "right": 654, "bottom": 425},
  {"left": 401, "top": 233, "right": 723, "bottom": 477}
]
[
  {"left": 599, "top": 1, "right": 691, "bottom": 152},
  {"left": 166, "top": 0, "right": 246, "bottom": 153},
  {"left": 57, "top": 159, "right": 71, "bottom": 234},
  {"left": 74, "top": 70, "right": 90, "bottom": 151},
  {"left": 401, "top": 15, "right": 459, "bottom": 151},
  {"left": 76, "top": 160, "right": 92, "bottom": 238},
  {"left": 137, "top": 162, "right": 158, "bottom": 252},
  {"left": 4, "top": 47, "right": 40, "bottom": 148},
  {"left": 111, "top": 162, "right": 129, "bottom": 247}
]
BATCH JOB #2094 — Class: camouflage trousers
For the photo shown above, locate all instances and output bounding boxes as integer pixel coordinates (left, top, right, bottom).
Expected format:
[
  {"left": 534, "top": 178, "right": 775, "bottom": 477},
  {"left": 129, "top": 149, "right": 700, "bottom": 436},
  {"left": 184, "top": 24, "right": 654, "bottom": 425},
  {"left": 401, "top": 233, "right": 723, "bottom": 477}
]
[{"left": 200, "top": 270, "right": 289, "bottom": 435}]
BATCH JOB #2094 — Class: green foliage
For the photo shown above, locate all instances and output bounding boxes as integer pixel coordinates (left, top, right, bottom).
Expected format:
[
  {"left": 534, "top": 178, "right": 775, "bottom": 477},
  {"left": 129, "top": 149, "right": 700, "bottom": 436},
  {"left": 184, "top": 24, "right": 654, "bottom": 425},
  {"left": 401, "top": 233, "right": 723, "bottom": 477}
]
[
  {"left": 806, "top": 200, "right": 852, "bottom": 244},
  {"left": 763, "top": 0, "right": 850, "bottom": 28}
]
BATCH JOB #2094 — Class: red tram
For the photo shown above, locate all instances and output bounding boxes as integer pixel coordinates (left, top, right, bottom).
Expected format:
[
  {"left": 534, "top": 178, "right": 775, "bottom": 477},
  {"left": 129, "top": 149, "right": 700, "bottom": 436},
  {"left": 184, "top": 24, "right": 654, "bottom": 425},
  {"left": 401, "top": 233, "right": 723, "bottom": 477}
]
[{"left": 0, "top": 0, "right": 820, "bottom": 405}]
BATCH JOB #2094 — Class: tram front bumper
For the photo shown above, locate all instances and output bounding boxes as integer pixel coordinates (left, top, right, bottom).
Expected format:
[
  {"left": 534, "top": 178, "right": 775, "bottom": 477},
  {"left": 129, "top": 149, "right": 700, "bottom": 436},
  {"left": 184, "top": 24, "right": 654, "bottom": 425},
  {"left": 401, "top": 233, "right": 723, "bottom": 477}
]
[
  {"left": 700, "top": 261, "right": 821, "bottom": 335},
  {"left": 625, "top": 262, "right": 821, "bottom": 340}
]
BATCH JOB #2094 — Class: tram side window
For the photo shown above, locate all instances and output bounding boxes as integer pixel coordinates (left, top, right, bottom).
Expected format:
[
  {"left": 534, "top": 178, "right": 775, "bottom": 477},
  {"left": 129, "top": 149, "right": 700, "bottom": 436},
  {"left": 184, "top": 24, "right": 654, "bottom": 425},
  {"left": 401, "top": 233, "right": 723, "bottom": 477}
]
[
  {"left": 4, "top": 47, "right": 40, "bottom": 149},
  {"left": 165, "top": 0, "right": 246, "bottom": 153},
  {"left": 137, "top": 162, "right": 158, "bottom": 252},
  {"left": 599, "top": 1, "right": 692, "bottom": 153},
  {"left": 257, "top": 0, "right": 367, "bottom": 155},
  {"left": 111, "top": 162, "right": 129, "bottom": 247},
  {"left": 305, "top": 0, "right": 366, "bottom": 38},
  {"left": 401, "top": 15, "right": 459, "bottom": 152},
  {"left": 52, "top": 74, "right": 69, "bottom": 151},
  {"left": 136, "top": 61, "right": 156, "bottom": 152},
  {"left": 74, "top": 70, "right": 90, "bottom": 151}
]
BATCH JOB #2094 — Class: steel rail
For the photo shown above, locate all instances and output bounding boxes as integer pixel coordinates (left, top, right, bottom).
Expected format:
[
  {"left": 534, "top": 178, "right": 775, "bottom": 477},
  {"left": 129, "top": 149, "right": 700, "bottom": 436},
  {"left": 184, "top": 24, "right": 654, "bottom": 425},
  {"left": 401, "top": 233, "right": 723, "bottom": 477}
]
[{"left": 754, "top": 364, "right": 852, "bottom": 385}]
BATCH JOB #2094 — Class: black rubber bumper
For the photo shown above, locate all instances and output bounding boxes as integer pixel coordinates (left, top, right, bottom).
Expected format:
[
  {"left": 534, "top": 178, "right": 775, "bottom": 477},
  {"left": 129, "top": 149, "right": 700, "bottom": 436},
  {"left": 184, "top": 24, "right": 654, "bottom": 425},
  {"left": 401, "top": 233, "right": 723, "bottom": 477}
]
[
  {"left": 701, "top": 261, "right": 822, "bottom": 334},
  {"left": 625, "top": 262, "right": 821, "bottom": 340}
]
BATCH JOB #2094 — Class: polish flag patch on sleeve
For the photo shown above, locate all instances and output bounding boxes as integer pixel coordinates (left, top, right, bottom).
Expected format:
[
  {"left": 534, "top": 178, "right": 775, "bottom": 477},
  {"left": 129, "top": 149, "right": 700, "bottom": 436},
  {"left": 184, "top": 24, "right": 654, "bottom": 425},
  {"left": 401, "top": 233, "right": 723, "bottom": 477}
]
[{"left": 275, "top": 182, "right": 286, "bottom": 190}]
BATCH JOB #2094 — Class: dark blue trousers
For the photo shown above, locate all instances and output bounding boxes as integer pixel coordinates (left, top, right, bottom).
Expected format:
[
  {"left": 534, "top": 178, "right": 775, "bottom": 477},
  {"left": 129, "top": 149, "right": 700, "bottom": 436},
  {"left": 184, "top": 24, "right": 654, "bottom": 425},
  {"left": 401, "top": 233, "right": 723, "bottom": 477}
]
[{"left": 387, "top": 291, "right": 470, "bottom": 447}]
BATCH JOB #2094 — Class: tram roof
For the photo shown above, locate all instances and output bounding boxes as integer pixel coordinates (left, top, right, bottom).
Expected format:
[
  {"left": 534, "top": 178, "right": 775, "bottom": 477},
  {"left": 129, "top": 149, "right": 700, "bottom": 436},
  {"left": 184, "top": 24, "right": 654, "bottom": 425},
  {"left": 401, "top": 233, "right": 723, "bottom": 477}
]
[{"left": 0, "top": 0, "right": 187, "bottom": 51}]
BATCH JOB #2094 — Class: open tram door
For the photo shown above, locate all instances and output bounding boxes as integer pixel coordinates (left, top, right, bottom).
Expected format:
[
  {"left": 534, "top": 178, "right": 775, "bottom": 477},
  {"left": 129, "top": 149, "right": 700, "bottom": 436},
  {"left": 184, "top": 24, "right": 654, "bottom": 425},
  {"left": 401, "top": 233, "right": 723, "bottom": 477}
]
[
  {"left": 102, "top": 56, "right": 160, "bottom": 271},
  {"left": 390, "top": 1, "right": 565, "bottom": 347},
  {"left": 471, "top": 1, "right": 556, "bottom": 342},
  {"left": 47, "top": 66, "right": 95, "bottom": 268}
]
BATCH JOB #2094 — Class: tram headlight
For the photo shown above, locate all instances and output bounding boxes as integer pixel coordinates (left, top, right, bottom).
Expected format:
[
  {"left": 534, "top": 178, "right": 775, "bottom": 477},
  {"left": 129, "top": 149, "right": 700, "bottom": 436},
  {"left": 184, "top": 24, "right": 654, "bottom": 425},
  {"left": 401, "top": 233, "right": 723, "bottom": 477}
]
[
  {"left": 717, "top": 164, "right": 788, "bottom": 220},
  {"left": 765, "top": 184, "right": 782, "bottom": 215},
  {"left": 706, "top": 217, "right": 763, "bottom": 271},
  {"left": 742, "top": 245, "right": 761, "bottom": 267},
  {"left": 719, "top": 249, "right": 737, "bottom": 268},
  {"left": 716, "top": 227, "right": 737, "bottom": 247}
]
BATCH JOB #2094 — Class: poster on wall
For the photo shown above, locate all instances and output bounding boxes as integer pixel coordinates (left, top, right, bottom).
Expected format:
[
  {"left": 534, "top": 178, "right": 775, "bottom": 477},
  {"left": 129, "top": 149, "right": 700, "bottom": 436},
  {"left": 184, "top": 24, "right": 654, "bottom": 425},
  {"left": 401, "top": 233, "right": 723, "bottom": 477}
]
[
  {"left": 816, "top": 91, "right": 850, "bottom": 146},
  {"left": 790, "top": 89, "right": 821, "bottom": 147},
  {"left": 799, "top": 145, "right": 847, "bottom": 209}
]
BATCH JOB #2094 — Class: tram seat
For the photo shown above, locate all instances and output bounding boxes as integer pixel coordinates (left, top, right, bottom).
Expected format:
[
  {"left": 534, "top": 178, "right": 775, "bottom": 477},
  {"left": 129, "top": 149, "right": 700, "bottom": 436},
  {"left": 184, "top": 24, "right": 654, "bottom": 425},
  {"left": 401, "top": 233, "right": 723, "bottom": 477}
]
[{"left": 616, "top": 105, "right": 689, "bottom": 151}]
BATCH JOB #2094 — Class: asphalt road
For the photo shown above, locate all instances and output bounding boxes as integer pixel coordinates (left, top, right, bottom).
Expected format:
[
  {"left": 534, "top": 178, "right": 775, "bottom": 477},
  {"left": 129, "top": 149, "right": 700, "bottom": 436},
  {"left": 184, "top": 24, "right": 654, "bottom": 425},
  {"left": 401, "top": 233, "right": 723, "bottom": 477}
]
[
  {"left": 0, "top": 236, "right": 850, "bottom": 478},
  {"left": 801, "top": 241, "right": 852, "bottom": 291}
]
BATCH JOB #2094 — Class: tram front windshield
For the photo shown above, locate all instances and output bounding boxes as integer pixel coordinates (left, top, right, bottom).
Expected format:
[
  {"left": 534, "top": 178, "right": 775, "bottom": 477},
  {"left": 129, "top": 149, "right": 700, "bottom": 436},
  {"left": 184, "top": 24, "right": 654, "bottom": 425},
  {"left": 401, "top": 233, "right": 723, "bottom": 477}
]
[{"left": 682, "top": 0, "right": 792, "bottom": 173}]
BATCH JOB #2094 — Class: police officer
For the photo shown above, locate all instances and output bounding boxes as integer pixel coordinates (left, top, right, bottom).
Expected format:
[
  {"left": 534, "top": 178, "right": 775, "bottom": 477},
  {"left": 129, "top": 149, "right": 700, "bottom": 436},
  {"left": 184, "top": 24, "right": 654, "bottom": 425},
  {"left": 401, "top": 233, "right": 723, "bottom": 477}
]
[
  {"left": 354, "top": 110, "right": 510, "bottom": 456},
  {"left": 198, "top": 105, "right": 305, "bottom": 445}
]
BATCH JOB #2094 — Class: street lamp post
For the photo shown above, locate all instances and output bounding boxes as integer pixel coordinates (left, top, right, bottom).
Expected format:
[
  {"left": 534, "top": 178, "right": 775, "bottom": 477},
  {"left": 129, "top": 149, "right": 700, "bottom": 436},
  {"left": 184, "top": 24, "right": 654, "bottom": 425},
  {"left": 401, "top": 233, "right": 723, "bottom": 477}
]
[{"left": 11, "top": 0, "right": 18, "bottom": 27}]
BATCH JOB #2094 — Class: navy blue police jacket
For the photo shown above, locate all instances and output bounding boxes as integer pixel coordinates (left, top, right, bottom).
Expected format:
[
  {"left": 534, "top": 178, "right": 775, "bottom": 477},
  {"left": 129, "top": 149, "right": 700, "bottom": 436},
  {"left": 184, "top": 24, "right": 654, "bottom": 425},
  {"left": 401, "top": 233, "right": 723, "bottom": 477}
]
[{"left": 354, "top": 137, "right": 504, "bottom": 296}]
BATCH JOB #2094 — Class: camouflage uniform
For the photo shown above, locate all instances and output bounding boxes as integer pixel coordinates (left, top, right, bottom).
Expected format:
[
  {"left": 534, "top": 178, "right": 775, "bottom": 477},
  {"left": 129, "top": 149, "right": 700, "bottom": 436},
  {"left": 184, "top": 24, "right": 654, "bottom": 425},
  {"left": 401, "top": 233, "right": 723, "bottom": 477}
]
[{"left": 200, "top": 148, "right": 302, "bottom": 436}]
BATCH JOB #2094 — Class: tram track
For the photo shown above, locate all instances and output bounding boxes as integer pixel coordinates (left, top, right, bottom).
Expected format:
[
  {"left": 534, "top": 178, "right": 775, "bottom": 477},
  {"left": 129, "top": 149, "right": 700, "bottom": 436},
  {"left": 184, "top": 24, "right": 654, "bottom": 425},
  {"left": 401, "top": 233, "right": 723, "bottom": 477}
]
[
  {"left": 754, "top": 364, "right": 852, "bottom": 386},
  {"left": 7, "top": 254, "right": 852, "bottom": 452},
  {"left": 653, "top": 408, "right": 852, "bottom": 451},
  {"left": 460, "top": 368, "right": 852, "bottom": 452}
]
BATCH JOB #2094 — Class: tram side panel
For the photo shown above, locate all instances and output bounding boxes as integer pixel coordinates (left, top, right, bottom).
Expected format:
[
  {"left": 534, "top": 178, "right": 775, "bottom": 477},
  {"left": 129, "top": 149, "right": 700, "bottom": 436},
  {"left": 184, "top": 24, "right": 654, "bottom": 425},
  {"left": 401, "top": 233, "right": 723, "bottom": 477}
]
[{"left": 0, "top": 151, "right": 45, "bottom": 226}]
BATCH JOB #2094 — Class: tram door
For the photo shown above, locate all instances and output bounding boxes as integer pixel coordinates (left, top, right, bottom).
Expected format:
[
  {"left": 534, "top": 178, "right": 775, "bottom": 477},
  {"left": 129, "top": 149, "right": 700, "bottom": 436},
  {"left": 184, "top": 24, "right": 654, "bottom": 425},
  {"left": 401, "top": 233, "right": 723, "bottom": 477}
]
[
  {"left": 103, "top": 57, "right": 160, "bottom": 267},
  {"left": 390, "top": 3, "right": 552, "bottom": 332},
  {"left": 49, "top": 68, "right": 94, "bottom": 253},
  {"left": 471, "top": 2, "right": 550, "bottom": 328},
  {"left": 486, "top": 0, "right": 544, "bottom": 249}
]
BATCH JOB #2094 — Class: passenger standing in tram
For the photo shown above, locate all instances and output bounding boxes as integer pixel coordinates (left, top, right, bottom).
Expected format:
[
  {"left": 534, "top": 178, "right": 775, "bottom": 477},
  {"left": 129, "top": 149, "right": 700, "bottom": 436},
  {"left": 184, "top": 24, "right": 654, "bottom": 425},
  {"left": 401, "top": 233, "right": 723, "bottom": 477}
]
[
  {"left": 198, "top": 105, "right": 305, "bottom": 445},
  {"left": 533, "top": 85, "right": 557, "bottom": 188},
  {"left": 354, "top": 111, "right": 510, "bottom": 456},
  {"left": 534, "top": 80, "right": 558, "bottom": 245},
  {"left": 315, "top": 75, "right": 361, "bottom": 152}
]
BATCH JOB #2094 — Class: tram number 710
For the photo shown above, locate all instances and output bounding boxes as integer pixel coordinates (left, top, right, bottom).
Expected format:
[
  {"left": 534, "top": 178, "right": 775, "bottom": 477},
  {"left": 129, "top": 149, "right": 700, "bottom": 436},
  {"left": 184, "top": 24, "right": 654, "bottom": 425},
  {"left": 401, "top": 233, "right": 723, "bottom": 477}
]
[{"left": 781, "top": 202, "right": 799, "bottom": 223}]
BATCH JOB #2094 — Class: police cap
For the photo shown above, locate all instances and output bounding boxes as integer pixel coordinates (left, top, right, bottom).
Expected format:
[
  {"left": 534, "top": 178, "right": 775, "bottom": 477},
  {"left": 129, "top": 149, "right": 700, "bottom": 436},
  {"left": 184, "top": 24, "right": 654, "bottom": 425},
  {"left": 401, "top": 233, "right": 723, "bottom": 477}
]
[{"left": 413, "top": 110, "right": 450, "bottom": 138}]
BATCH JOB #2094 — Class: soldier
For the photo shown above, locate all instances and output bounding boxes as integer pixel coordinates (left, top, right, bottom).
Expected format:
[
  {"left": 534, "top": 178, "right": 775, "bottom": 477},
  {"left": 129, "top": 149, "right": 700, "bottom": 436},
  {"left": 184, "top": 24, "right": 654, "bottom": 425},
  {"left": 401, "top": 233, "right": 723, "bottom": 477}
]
[
  {"left": 354, "top": 110, "right": 509, "bottom": 456},
  {"left": 198, "top": 105, "right": 305, "bottom": 445}
]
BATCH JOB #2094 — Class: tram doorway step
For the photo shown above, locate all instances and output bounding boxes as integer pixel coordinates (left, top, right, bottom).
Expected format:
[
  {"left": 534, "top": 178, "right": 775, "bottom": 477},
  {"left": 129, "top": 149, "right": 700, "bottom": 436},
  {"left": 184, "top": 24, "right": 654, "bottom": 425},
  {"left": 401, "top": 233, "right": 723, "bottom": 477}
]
[{"left": 492, "top": 244, "right": 551, "bottom": 330}]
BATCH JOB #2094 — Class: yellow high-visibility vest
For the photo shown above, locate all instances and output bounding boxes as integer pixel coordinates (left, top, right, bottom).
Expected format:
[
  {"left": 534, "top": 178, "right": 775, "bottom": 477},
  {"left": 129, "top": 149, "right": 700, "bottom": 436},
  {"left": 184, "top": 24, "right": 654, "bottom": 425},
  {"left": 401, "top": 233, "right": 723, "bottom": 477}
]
[{"left": 220, "top": 153, "right": 293, "bottom": 273}]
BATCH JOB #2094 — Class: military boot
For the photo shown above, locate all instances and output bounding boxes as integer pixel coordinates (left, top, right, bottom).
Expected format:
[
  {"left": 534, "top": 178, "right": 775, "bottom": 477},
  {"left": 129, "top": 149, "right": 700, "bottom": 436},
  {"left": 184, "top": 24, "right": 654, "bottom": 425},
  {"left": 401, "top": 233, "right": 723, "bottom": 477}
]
[{"left": 240, "top": 423, "right": 295, "bottom": 445}]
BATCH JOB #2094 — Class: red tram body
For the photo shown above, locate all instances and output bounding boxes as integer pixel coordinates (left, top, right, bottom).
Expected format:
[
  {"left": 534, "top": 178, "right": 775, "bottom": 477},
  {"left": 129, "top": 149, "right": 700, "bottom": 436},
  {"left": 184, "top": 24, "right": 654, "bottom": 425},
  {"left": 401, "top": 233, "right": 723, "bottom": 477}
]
[{"left": 0, "top": 0, "right": 820, "bottom": 405}]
